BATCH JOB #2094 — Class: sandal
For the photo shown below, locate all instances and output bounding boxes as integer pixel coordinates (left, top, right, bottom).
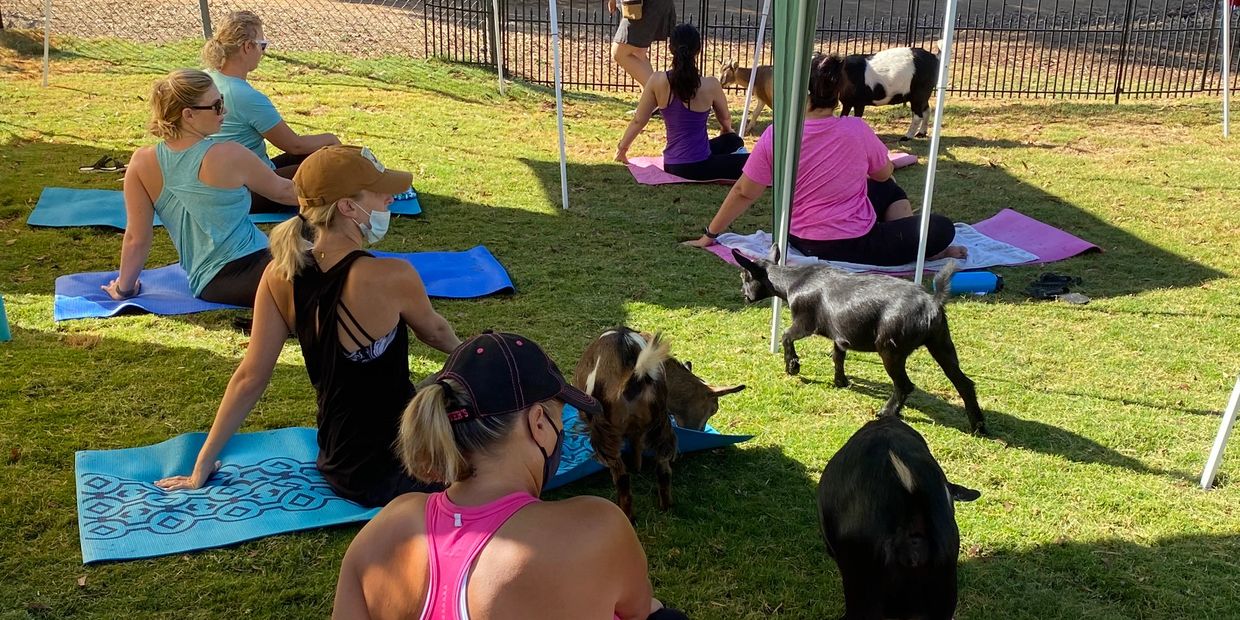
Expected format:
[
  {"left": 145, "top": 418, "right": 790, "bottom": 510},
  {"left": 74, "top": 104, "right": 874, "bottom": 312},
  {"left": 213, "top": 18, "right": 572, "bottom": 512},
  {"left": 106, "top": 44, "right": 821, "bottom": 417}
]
[
  {"left": 1026, "top": 272, "right": 1084, "bottom": 300},
  {"left": 79, "top": 155, "right": 127, "bottom": 173}
]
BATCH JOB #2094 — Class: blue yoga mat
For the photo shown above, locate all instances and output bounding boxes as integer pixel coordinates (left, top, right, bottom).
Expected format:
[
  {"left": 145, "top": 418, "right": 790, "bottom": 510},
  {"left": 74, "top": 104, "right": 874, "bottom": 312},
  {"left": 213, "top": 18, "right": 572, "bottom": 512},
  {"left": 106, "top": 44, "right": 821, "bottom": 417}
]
[
  {"left": 76, "top": 428, "right": 381, "bottom": 564},
  {"left": 53, "top": 246, "right": 514, "bottom": 321},
  {"left": 77, "top": 407, "right": 748, "bottom": 562},
  {"left": 27, "top": 187, "right": 421, "bottom": 229}
]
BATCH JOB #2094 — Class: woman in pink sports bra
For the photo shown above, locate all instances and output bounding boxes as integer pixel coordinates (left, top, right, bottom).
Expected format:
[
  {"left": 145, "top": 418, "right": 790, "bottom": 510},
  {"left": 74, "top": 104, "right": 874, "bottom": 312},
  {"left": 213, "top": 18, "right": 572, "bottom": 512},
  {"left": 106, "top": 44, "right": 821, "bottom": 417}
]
[{"left": 332, "top": 332, "right": 690, "bottom": 620}]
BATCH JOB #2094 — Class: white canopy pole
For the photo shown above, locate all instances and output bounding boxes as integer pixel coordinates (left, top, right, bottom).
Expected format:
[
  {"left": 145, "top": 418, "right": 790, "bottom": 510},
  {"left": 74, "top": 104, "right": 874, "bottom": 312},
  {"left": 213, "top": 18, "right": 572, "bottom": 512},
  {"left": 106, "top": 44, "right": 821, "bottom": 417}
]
[
  {"left": 492, "top": 0, "right": 506, "bottom": 95},
  {"left": 42, "top": 0, "right": 51, "bottom": 87},
  {"left": 549, "top": 0, "right": 569, "bottom": 209},
  {"left": 1202, "top": 374, "right": 1240, "bottom": 489},
  {"left": 738, "top": 0, "right": 771, "bottom": 136},
  {"left": 1224, "top": 0, "right": 1232, "bottom": 138},
  {"left": 912, "top": 0, "right": 960, "bottom": 285}
]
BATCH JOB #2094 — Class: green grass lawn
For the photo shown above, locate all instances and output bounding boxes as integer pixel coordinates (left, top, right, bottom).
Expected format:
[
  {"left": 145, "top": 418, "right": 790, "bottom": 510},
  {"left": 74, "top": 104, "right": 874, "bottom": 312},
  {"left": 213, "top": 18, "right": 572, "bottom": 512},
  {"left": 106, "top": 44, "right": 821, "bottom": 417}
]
[{"left": 2, "top": 33, "right": 1240, "bottom": 619}]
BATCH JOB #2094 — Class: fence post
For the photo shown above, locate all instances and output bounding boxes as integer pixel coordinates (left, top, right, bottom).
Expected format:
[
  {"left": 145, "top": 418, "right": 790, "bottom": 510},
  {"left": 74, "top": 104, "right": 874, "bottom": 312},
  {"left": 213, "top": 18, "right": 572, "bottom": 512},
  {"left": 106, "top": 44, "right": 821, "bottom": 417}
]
[
  {"left": 199, "top": 0, "right": 212, "bottom": 39},
  {"left": 1113, "top": 0, "right": 1137, "bottom": 104},
  {"left": 906, "top": 0, "right": 919, "bottom": 47}
]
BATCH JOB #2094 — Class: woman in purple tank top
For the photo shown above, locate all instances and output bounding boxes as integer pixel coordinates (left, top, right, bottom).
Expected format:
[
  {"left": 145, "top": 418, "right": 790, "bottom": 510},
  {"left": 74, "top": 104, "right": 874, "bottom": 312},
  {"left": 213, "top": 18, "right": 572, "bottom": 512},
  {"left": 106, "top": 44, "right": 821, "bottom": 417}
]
[
  {"left": 332, "top": 332, "right": 691, "bottom": 620},
  {"left": 616, "top": 24, "right": 748, "bottom": 181}
]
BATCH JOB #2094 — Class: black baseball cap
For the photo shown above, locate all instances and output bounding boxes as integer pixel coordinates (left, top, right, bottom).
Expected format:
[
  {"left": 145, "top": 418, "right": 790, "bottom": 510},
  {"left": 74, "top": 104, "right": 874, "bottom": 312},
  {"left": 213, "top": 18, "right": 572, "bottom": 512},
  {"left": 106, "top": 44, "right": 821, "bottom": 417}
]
[{"left": 434, "top": 331, "right": 601, "bottom": 423}]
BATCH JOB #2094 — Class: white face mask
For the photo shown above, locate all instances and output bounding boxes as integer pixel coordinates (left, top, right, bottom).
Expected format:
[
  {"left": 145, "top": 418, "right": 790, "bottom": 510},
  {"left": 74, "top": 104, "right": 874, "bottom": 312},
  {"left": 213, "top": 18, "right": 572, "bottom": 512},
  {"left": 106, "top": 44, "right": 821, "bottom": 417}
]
[{"left": 352, "top": 204, "right": 390, "bottom": 244}]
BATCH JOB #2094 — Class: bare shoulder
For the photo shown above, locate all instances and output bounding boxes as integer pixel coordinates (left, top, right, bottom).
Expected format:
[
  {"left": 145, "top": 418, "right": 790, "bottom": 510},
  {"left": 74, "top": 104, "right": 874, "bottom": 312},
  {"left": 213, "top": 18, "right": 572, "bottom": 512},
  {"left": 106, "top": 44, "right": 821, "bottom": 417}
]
[
  {"left": 349, "top": 492, "right": 430, "bottom": 558},
  {"left": 527, "top": 495, "right": 632, "bottom": 538},
  {"left": 702, "top": 76, "right": 723, "bottom": 90},
  {"left": 352, "top": 255, "right": 421, "bottom": 288},
  {"left": 128, "top": 145, "right": 157, "bottom": 166}
]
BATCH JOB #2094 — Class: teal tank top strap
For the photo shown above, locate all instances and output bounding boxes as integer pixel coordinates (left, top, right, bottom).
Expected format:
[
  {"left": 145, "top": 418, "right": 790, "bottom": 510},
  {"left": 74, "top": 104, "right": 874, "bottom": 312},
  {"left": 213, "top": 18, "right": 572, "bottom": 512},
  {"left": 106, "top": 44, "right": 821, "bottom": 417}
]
[{"left": 155, "top": 138, "right": 216, "bottom": 187}]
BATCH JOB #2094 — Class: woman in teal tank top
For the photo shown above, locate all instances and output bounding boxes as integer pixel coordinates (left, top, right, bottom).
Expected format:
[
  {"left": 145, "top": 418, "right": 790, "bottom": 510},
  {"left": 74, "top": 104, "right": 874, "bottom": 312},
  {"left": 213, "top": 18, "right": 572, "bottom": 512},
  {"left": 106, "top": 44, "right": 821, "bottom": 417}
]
[
  {"left": 102, "top": 69, "right": 298, "bottom": 307},
  {"left": 202, "top": 11, "right": 341, "bottom": 213}
]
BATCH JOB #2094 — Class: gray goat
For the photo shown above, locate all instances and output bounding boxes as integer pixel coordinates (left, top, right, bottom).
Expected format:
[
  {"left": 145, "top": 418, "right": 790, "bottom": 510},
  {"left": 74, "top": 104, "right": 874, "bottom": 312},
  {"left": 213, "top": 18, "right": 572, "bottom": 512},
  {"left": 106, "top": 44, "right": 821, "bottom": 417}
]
[{"left": 732, "top": 249, "right": 985, "bottom": 434}]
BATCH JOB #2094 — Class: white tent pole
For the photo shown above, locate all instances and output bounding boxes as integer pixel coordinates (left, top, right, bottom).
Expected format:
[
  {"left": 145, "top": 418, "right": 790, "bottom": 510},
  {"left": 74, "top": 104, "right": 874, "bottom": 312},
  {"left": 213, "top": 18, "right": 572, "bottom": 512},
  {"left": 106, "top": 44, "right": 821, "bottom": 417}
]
[
  {"left": 492, "top": 0, "right": 506, "bottom": 95},
  {"left": 912, "top": 0, "right": 959, "bottom": 286},
  {"left": 738, "top": 0, "right": 771, "bottom": 136},
  {"left": 769, "top": 0, "right": 813, "bottom": 353},
  {"left": 1202, "top": 374, "right": 1240, "bottom": 489},
  {"left": 41, "top": 0, "right": 50, "bottom": 87},
  {"left": 1224, "top": 0, "right": 1232, "bottom": 138},
  {"left": 549, "top": 0, "right": 569, "bottom": 209}
]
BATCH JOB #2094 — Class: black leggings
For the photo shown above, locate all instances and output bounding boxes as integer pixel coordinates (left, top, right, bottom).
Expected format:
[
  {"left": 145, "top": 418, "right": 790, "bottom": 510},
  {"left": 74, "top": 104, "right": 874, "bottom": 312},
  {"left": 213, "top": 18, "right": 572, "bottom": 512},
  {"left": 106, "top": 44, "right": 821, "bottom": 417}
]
[
  {"left": 648, "top": 607, "right": 690, "bottom": 620},
  {"left": 248, "top": 152, "right": 308, "bottom": 214},
  {"left": 663, "top": 133, "right": 748, "bottom": 181},
  {"left": 198, "top": 248, "right": 272, "bottom": 307},
  {"left": 789, "top": 179, "right": 956, "bottom": 266}
]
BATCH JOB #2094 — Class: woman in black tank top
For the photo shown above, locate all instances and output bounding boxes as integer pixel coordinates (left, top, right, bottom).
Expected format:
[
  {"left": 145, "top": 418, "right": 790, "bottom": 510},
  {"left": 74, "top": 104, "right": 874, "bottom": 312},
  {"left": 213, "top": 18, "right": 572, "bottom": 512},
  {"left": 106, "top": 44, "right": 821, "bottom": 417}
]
[{"left": 157, "top": 146, "right": 462, "bottom": 507}]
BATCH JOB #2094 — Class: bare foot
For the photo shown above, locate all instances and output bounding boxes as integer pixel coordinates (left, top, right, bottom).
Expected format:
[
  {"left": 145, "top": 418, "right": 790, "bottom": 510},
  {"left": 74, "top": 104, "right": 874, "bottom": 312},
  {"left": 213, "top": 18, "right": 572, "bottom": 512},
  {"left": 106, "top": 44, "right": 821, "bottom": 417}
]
[{"left": 929, "top": 245, "right": 968, "bottom": 261}]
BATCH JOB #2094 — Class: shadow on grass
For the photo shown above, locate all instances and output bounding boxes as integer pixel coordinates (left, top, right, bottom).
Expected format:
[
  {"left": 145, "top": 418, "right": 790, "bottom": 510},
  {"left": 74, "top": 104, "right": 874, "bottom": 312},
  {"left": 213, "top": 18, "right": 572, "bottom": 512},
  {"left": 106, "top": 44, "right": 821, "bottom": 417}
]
[
  {"left": 825, "top": 374, "right": 1193, "bottom": 482},
  {"left": 960, "top": 534, "right": 1240, "bottom": 618},
  {"left": 518, "top": 154, "right": 1226, "bottom": 299}
]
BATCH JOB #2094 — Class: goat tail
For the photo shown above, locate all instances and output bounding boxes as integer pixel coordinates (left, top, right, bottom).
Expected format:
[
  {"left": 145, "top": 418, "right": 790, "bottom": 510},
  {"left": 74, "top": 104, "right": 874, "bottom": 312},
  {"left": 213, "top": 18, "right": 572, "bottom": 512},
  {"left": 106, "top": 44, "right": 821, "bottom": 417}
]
[
  {"left": 932, "top": 259, "right": 959, "bottom": 305},
  {"left": 633, "top": 331, "right": 671, "bottom": 382}
]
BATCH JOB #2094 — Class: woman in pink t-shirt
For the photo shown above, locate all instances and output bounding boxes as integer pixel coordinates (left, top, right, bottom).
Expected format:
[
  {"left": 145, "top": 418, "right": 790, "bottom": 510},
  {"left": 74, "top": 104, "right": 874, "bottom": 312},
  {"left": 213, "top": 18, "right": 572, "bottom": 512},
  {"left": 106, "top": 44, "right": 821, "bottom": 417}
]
[{"left": 686, "top": 55, "right": 964, "bottom": 266}]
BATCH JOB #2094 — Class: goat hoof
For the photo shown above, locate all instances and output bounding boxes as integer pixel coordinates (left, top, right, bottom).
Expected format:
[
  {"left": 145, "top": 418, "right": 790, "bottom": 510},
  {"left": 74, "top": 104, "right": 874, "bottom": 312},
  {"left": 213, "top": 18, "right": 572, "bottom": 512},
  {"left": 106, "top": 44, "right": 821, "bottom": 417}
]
[
  {"left": 877, "top": 406, "right": 902, "bottom": 418},
  {"left": 786, "top": 358, "right": 801, "bottom": 376},
  {"left": 915, "top": 132, "right": 928, "bottom": 138},
  {"left": 971, "top": 423, "right": 990, "bottom": 437},
  {"left": 833, "top": 376, "right": 850, "bottom": 388},
  {"left": 898, "top": 136, "right": 911, "bottom": 142}
]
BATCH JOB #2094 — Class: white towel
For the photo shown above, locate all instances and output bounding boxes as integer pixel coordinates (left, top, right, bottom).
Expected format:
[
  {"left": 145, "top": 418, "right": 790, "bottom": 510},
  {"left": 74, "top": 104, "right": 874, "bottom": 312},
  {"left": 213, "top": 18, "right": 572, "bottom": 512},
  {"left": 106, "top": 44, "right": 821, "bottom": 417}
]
[{"left": 717, "top": 224, "right": 1038, "bottom": 274}]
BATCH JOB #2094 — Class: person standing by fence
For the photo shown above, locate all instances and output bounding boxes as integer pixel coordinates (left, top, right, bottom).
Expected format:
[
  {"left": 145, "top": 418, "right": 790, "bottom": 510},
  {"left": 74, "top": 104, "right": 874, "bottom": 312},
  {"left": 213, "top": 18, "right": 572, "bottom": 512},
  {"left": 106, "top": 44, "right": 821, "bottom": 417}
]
[{"left": 609, "top": 0, "right": 676, "bottom": 91}]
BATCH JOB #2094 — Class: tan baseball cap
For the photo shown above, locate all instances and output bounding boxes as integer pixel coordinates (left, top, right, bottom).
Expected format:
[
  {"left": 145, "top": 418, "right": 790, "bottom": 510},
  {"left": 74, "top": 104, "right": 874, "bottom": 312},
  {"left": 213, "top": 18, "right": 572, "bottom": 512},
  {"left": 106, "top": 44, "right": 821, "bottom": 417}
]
[{"left": 293, "top": 146, "right": 413, "bottom": 208}]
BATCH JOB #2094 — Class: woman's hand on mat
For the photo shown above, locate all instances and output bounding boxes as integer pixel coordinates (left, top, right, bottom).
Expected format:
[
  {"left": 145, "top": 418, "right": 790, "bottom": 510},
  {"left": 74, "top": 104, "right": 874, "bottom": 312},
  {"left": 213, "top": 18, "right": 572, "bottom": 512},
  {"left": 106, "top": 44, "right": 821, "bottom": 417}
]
[
  {"left": 155, "top": 460, "right": 221, "bottom": 491},
  {"left": 101, "top": 278, "right": 141, "bottom": 300},
  {"left": 683, "top": 235, "right": 716, "bottom": 248}
]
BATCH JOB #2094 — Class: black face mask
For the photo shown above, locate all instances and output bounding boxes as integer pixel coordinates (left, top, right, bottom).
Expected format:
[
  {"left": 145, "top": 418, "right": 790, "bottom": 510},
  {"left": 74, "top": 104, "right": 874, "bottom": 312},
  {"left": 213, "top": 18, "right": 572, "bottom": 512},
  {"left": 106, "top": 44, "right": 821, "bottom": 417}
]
[{"left": 537, "top": 405, "right": 565, "bottom": 495}]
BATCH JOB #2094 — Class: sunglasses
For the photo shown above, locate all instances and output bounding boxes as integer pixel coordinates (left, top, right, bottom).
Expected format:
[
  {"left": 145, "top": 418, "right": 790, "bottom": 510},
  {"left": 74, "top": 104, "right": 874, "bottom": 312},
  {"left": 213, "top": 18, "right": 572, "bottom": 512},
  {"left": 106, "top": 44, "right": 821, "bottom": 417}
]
[
  {"left": 188, "top": 98, "right": 225, "bottom": 115},
  {"left": 255, "top": 39, "right": 269, "bottom": 52}
]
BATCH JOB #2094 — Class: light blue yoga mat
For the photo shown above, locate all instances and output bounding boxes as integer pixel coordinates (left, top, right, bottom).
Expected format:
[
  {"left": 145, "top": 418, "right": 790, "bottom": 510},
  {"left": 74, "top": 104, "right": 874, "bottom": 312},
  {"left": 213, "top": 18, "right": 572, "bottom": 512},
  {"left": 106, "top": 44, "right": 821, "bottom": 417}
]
[
  {"left": 76, "top": 428, "right": 381, "bottom": 564},
  {"left": 27, "top": 187, "right": 422, "bottom": 229},
  {"left": 76, "top": 408, "right": 749, "bottom": 562},
  {"left": 53, "top": 245, "right": 514, "bottom": 321}
]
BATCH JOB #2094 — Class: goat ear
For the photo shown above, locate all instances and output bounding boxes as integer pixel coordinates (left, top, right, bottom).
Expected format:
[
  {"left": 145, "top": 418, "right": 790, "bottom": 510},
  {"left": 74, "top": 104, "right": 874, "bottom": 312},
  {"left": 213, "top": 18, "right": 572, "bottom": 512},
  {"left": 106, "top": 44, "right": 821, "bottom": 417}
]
[
  {"left": 947, "top": 482, "right": 981, "bottom": 503},
  {"left": 684, "top": 360, "right": 693, "bottom": 372},
  {"left": 732, "top": 249, "right": 764, "bottom": 273},
  {"left": 766, "top": 244, "right": 782, "bottom": 264},
  {"left": 711, "top": 384, "right": 746, "bottom": 397}
]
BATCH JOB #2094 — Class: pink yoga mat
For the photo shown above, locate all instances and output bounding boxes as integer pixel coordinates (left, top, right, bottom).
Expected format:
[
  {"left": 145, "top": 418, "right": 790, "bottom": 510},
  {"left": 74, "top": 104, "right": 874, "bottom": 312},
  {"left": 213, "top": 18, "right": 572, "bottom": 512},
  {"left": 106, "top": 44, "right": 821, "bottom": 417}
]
[
  {"left": 628, "top": 151, "right": 917, "bottom": 186},
  {"left": 625, "top": 156, "right": 734, "bottom": 185},
  {"left": 703, "top": 208, "right": 1099, "bottom": 268}
]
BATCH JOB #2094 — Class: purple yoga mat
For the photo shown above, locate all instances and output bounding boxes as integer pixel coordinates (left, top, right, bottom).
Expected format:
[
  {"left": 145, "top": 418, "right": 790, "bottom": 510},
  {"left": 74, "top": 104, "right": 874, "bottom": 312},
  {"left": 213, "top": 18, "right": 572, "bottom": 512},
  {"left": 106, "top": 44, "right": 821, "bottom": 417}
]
[
  {"left": 628, "top": 151, "right": 916, "bottom": 186},
  {"left": 702, "top": 209, "right": 1099, "bottom": 268}
]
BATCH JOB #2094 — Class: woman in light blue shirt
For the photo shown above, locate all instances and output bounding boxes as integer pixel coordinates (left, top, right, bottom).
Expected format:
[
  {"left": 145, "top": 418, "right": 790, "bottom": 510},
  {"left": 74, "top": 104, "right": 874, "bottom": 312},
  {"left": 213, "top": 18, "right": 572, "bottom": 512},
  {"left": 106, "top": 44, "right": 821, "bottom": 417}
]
[
  {"left": 202, "top": 11, "right": 340, "bottom": 213},
  {"left": 103, "top": 69, "right": 297, "bottom": 307}
]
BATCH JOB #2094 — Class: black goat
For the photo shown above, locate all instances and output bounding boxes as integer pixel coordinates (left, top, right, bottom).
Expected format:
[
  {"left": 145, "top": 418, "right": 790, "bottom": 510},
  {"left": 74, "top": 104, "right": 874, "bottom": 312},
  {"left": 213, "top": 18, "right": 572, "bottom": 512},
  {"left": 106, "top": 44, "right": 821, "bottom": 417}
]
[
  {"left": 732, "top": 248, "right": 985, "bottom": 434},
  {"left": 818, "top": 416, "right": 980, "bottom": 620},
  {"left": 821, "top": 45, "right": 940, "bottom": 141}
]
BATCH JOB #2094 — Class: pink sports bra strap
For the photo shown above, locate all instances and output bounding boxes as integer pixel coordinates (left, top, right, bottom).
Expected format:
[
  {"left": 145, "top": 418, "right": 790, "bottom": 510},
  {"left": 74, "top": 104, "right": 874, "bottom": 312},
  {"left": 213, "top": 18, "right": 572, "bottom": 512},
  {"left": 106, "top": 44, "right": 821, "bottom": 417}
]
[{"left": 420, "top": 491, "right": 542, "bottom": 620}]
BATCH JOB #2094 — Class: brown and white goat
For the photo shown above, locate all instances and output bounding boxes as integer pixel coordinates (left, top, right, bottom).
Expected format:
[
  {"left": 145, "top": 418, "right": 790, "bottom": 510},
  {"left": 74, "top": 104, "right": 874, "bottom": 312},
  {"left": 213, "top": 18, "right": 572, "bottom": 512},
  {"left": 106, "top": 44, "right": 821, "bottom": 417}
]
[
  {"left": 573, "top": 327, "right": 745, "bottom": 520},
  {"left": 719, "top": 61, "right": 773, "bottom": 136}
]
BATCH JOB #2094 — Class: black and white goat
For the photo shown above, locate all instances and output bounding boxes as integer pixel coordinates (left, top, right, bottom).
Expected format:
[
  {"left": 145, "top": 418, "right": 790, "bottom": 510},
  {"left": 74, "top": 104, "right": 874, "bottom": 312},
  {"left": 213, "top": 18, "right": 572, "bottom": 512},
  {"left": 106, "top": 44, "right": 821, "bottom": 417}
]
[
  {"left": 818, "top": 43, "right": 941, "bottom": 141},
  {"left": 732, "top": 248, "right": 985, "bottom": 434},
  {"left": 818, "top": 416, "right": 980, "bottom": 620}
]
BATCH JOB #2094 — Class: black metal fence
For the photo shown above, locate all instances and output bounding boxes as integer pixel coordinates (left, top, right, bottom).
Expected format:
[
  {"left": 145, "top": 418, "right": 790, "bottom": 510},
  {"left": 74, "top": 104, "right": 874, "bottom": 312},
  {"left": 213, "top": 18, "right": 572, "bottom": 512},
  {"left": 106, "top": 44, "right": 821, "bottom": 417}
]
[
  {"left": 425, "top": 0, "right": 1240, "bottom": 99},
  {"left": 1, "top": 0, "right": 1236, "bottom": 99}
]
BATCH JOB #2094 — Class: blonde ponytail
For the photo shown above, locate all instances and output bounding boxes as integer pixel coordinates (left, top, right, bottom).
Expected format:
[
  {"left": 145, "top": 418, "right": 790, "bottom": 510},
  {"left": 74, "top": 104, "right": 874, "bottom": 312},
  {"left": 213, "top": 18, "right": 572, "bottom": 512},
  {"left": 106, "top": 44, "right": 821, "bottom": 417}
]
[
  {"left": 268, "top": 216, "right": 312, "bottom": 281},
  {"left": 148, "top": 69, "right": 216, "bottom": 140},
  {"left": 399, "top": 382, "right": 469, "bottom": 483},
  {"left": 202, "top": 11, "right": 263, "bottom": 70}
]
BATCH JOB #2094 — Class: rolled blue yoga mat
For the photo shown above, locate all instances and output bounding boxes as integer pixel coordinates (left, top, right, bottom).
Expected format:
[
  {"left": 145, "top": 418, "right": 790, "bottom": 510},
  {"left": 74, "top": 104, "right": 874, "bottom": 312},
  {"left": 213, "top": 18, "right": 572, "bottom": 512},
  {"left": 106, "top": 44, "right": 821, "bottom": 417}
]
[
  {"left": 76, "top": 406, "right": 750, "bottom": 563},
  {"left": 27, "top": 187, "right": 421, "bottom": 229}
]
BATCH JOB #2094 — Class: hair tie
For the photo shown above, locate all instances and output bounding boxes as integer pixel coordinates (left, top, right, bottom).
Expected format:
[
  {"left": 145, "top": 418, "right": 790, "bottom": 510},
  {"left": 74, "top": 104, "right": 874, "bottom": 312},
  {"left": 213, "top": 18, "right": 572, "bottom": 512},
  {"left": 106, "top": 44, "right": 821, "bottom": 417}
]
[{"left": 296, "top": 213, "right": 308, "bottom": 223}]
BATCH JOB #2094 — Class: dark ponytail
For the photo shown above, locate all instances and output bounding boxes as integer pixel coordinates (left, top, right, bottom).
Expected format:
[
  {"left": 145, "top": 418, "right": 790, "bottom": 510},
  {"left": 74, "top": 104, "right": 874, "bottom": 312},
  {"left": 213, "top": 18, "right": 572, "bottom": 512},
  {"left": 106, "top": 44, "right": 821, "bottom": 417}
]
[
  {"left": 809, "top": 52, "right": 846, "bottom": 111},
  {"left": 667, "top": 23, "right": 702, "bottom": 103}
]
